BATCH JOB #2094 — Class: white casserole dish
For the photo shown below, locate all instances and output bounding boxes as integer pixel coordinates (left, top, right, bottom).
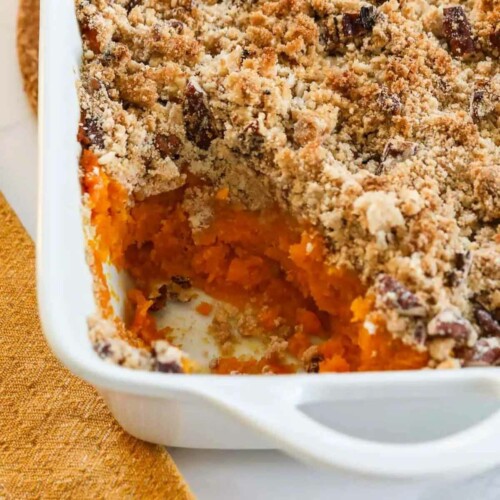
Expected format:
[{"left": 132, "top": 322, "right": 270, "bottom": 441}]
[{"left": 37, "top": 0, "right": 500, "bottom": 479}]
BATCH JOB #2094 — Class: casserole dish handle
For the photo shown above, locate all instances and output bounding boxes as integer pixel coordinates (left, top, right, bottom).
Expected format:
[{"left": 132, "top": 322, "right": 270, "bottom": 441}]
[{"left": 199, "top": 375, "right": 500, "bottom": 478}]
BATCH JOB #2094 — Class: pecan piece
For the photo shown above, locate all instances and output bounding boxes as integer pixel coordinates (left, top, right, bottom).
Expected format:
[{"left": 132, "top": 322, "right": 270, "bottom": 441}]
[
  {"left": 152, "top": 341, "right": 185, "bottom": 374},
  {"left": 443, "top": 6, "right": 475, "bottom": 57},
  {"left": 168, "top": 20, "right": 185, "bottom": 33},
  {"left": 474, "top": 305, "right": 500, "bottom": 337},
  {"left": 79, "top": 117, "right": 105, "bottom": 149},
  {"left": 183, "top": 79, "right": 219, "bottom": 150},
  {"left": 469, "top": 86, "right": 495, "bottom": 122},
  {"left": 237, "top": 121, "right": 265, "bottom": 154},
  {"left": 378, "top": 88, "right": 403, "bottom": 114},
  {"left": 381, "top": 140, "right": 417, "bottom": 162},
  {"left": 171, "top": 275, "right": 192, "bottom": 289},
  {"left": 318, "top": 16, "right": 340, "bottom": 55},
  {"left": 81, "top": 26, "right": 101, "bottom": 54},
  {"left": 490, "top": 28, "right": 500, "bottom": 49},
  {"left": 149, "top": 284, "right": 169, "bottom": 312},
  {"left": 375, "top": 274, "right": 427, "bottom": 317},
  {"left": 427, "top": 309, "right": 477, "bottom": 345},
  {"left": 94, "top": 340, "right": 113, "bottom": 359},
  {"left": 342, "top": 6, "right": 377, "bottom": 38},
  {"left": 464, "top": 338, "right": 500, "bottom": 367},
  {"left": 470, "top": 89, "right": 485, "bottom": 122},
  {"left": 126, "top": 0, "right": 142, "bottom": 12},
  {"left": 307, "top": 354, "right": 324, "bottom": 373},
  {"left": 445, "top": 251, "right": 472, "bottom": 287},
  {"left": 360, "top": 5, "right": 377, "bottom": 30},
  {"left": 156, "top": 360, "right": 183, "bottom": 373},
  {"left": 155, "top": 133, "right": 182, "bottom": 160},
  {"left": 413, "top": 321, "right": 427, "bottom": 346}
]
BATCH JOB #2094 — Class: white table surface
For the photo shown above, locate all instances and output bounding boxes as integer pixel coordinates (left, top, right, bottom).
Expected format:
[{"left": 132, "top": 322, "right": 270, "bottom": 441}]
[{"left": 1, "top": 2, "right": 498, "bottom": 498}]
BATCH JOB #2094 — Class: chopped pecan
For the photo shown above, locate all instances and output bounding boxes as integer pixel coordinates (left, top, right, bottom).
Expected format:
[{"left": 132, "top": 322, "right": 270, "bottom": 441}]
[
  {"left": 79, "top": 117, "right": 105, "bottom": 149},
  {"left": 171, "top": 275, "right": 192, "bottom": 289},
  {"left": 94, "top": 340, "right": 113, "bottom": 359},
  {"left": 155, "top": 133, "right": 182, "bottom": 160},
  {"left": 82, "top": 26, "right": 101, "bottom": 54},
  {"left": 156, "top": 360, "right": 183, "bottom": 373},
  {"left": 168, "top": 277, "right": 195, "bottom": 302},
  {"left": 152, "top": 341, "right": 185, "bottom": 373},
  {"left": 307, "top": 354, "right": 324, "bottom": 373},
  {"left": 237, "top": 121, "right": 265, "bottom": 154},
  {"left": 149, "top": 284, "right": 169, "bottom": 312},
  {"left": 126, "top": 0, "right": 142, "bottom": 12},
  {"left": 464, "top": 338, "right": 500, "bottom": 367},
  {"left": 375, "top": 274, "right": 427, "bottom": 317},
  {"left": 445, "top": 251, "right": 472, "bottom": 287},
  {"left": 470, "top": 87, "right": 495, "bottom": 122},
  {"left": 183, "top": 79, "right": 220, "bottom": 150},
  {"left": 443, "top": 7, "right": 475, "bottom": 57},
  {"left": 490, "top": 29, "right": 500, "bottom": 49},
  {"left": 168, "top": 20, "right": 185, "bottom": 33},
  {"left": 413, "top": 321, "right": 427, "bottom": 346},
  {"left": 427, "top": 309, "right": 476, "bottom": 345},
  {"left": 148, "top": 277, "right": 193, "bottom": 311},
  {"left": 360, "top": 5, "right": 377, "bottom": 30},
  {"left": 378, "top": 88, "right": 403, "bottom": 114},
  {"left": 455, "top": 251, "right": 471, "bottom": 272},
  {"left": 470, "top": 89, "right": 485, "bottom": 122},
  {"left": 342, "top": 6, "right": 377, "bottom": 38},
  {"left": 86, "top": 77, "right": 102, "bottom": 94},
  {"left": 474, "top": 305, "right": 500, "bottom": 337},
  {"left": 381, "top": 140, "right": 417, "bottom": 162},
  {"left": 318, "top": 16, "right": 341, "bottom": 55},
  {"left": 342, "top": 14, "right": 365, "bottom": 37}
]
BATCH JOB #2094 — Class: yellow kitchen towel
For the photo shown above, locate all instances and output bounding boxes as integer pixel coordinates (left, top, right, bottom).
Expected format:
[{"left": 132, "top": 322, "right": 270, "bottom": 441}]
[
  {"left": 17, "top": 0, "right": 39, "bottom": 113},
  {"left": 0, "top": 193, "right": 194, "bottom": 498}
]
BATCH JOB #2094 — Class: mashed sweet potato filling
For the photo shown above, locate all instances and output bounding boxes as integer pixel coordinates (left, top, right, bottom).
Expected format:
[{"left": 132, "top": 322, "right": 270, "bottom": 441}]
[{"left": 82, "top": 150, "right": 428, "bottom": 374}]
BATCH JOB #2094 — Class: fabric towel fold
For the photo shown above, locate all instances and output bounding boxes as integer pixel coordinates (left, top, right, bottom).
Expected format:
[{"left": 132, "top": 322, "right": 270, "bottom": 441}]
[{"left": 0, "top": 194, "right": 193, "bottom": 498}]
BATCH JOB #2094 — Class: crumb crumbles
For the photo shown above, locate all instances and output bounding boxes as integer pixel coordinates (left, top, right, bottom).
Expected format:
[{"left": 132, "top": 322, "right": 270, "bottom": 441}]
[{"left": 77, "top": 0, "right": 499, "bottom": 374}]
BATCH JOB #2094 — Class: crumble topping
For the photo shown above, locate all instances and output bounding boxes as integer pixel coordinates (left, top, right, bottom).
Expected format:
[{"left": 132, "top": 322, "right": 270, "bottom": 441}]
[
  {"left": 89, "top": 315, "right": 187, "bottom": 372},
  {"left": 77, "top": 0, "right": 499, "bottom": 368}
]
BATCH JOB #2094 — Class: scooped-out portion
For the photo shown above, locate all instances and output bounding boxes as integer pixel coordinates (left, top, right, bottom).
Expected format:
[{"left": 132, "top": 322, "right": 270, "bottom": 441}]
[{"left": 82, "top": 150, "right": 428, "bottom": 373}]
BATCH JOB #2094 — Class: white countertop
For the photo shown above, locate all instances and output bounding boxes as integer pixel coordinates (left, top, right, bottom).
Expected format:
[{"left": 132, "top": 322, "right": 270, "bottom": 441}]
[{"left": 1, "top": 2, "right": 498, "bottom": 498}]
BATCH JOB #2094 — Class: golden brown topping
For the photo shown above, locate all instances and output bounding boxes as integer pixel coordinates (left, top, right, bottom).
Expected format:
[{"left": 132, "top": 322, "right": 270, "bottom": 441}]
[
  {"left": 116, "top": 72, "right": 158, "bottom": 108},
  {"left": 77, "top": 0, "right": 500, "bottom": 369}
]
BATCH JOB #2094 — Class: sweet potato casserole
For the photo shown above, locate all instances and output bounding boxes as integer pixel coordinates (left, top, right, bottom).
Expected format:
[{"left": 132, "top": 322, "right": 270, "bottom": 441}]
[{"left": 76, "top": 0, "right": 499, "bottom": 374}]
